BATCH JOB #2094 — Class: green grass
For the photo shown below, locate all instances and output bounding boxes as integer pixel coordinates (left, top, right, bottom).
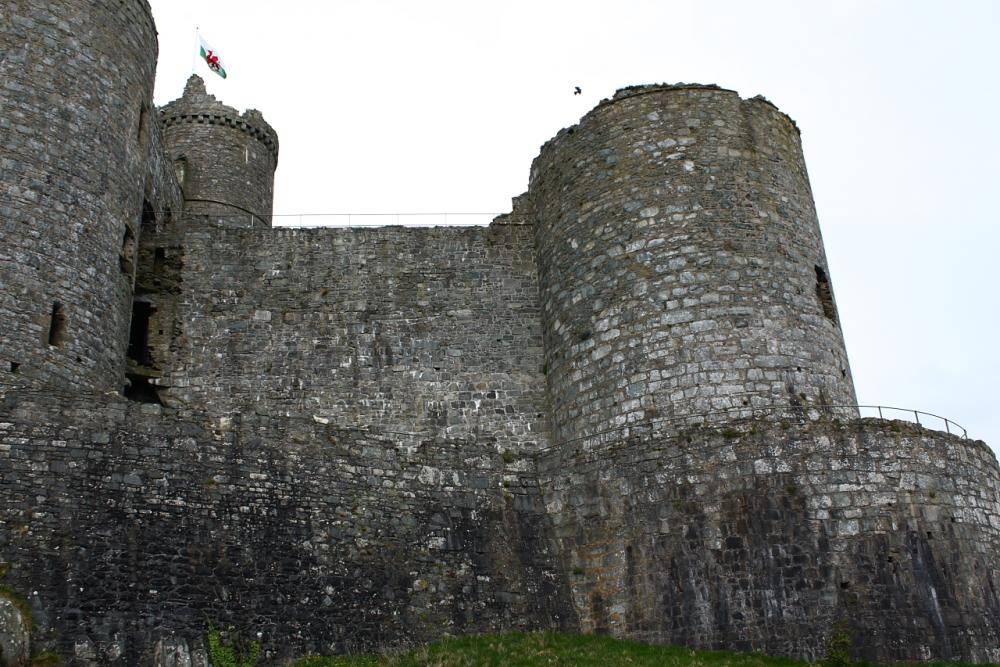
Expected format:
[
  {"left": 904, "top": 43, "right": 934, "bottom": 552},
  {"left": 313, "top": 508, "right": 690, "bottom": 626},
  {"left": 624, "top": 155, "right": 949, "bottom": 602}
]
[
  {"left": 289, "top": 632, "right": 1000, "bottom": 667},
  {"left": 289, "top": 632, "right": 807, "bottom": 667}
]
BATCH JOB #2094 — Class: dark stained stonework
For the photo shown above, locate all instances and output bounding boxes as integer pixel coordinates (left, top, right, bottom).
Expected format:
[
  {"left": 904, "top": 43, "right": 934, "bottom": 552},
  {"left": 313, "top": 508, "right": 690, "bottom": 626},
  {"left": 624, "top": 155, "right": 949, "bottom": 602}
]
[
  {"left": 0, "top": 389, "right": 573, "bottom": 664},
  {"left": 537, "top": 417, "right": 1000, "bottom": 663},
  {"left": 0, "top": 2, "right": 998, "bottom": 665},
  {"left": 0, "top": 0, "right": 179, "bottom": 394}
]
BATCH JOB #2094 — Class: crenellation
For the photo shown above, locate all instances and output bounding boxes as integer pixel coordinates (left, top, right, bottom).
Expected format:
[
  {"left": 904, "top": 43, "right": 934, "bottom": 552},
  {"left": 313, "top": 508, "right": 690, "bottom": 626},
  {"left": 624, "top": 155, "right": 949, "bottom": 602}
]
[{"left": 0, "top": 3, "right": 998, "bottom": 665}]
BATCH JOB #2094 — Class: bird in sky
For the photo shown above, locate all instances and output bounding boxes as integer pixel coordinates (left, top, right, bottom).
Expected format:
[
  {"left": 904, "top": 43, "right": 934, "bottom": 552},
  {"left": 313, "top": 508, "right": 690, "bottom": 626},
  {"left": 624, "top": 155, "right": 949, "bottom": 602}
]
[{"left": 574, "top": 86, "right": 582, "bottom": 95}]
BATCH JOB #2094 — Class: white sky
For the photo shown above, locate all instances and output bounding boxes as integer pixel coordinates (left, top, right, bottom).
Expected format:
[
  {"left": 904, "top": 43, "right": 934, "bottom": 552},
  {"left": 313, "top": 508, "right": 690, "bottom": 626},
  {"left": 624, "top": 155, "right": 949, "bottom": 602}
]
[{"left": 148, "top": 0, "right": 1000, "bottom": 458}]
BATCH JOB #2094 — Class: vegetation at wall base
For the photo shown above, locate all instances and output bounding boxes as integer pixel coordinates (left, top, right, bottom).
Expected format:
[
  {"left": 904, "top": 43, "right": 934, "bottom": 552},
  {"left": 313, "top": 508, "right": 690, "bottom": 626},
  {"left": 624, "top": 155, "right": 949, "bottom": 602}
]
[
  {"left": 207, "top": 626, "right": 262, "bottom": 667},
  {"left": 29, "top": 653, "right": 62, "bottom": 667},
  {"left": 289, "top": 632, "right": 1000, "bottom": 667},
  {"left": 292, "top": 632, "right": 791, "bottom": 667}
]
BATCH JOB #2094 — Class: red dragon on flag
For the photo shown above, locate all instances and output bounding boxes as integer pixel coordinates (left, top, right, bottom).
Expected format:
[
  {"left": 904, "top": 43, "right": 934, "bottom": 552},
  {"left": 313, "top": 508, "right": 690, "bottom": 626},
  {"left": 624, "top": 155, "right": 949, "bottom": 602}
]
[{"left": 198, "top": 34, "right": 228, "bottom": 79}]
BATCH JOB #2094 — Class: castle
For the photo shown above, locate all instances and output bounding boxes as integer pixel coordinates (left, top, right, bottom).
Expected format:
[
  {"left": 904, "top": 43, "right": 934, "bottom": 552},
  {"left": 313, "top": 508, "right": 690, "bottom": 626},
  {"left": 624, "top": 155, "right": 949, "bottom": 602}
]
[{"left": 1, "top": 2, "right": 998, "bottom": 665}]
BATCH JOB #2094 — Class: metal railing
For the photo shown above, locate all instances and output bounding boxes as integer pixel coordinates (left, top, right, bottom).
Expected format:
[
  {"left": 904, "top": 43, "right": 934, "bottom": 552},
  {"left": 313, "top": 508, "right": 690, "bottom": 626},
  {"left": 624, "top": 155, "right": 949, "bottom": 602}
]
[
  {"left": 544, "top": 403, "right": 968, "bottom": 451},
  {"left": 854, "top": 404, "right": 967, "bottom": 438},
  {"left": 273, "top": 212, "right": 503, "bottom": 228},
  {"left": 184, "top": 211, "right": 505, "bottom": 229}
]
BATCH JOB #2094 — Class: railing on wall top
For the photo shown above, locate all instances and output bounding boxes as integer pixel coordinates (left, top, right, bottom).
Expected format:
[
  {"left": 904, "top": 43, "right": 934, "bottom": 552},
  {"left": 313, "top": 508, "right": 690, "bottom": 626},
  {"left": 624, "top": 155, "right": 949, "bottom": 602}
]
[
  {"left": 185, "top": 214, "right": 505, "bottom": 229},
  {"left": 855, "top": 404, "right": 967, "bottom": 437},
  {"left": 273, "top": 213, "right": 503, "bottom": 227},
  {"left": 195, "top": 212, "right": 505, "bottom": 228},
  {"left": 547, "top": 403, "right": 969, "bottom": 451}
]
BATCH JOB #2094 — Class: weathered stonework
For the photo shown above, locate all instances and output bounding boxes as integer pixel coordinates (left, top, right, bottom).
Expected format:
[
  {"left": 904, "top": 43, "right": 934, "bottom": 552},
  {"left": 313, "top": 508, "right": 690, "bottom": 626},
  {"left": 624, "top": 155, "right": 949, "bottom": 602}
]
[
  {"left": 530, "top": 85, "right": 856, "bottom": 443},
  {"left": 149, "top": 223, "right": 547, "bottom": 454},
  {"left": 0, "top": 389, "right": 572, "bottom": 664},
  {"left": 0, "top": 0, "right": 180, "bottom": 395},
  {"left": 0, "top": 3, "right": 998, "bottom": 665},
  {"left": 0, "top": 594, "right": 30, "bottom": 667},
  {"left": 537, "top": 417, "right": 1000, "bottom": 663},
  {"left": 160, "top": 77, "right": 278, "bottom": 225}
]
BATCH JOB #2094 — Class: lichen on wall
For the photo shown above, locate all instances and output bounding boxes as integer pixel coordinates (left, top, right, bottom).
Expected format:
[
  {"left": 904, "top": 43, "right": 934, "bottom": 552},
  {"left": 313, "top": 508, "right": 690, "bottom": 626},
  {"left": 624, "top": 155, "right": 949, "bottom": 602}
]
[
  {"left": 0, "top": 0, "right": 180, "bottom": 394},
  {"left": 1, "top": 4, "right": 999, "bottom": 664},
  {"left": 0, "top": 390, "right": 575, "bottom": 664},
  {"left": 537, "top": 417, "right": 1000, "bottom": 663},
  {"left": 148, "top": 223, "right": 548, "bottom": 455}
]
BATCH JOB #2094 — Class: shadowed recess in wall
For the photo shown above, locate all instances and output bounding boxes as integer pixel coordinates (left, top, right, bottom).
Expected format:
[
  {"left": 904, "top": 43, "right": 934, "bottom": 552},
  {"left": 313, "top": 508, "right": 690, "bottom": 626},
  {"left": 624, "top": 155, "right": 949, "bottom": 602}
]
[{"left": 0, "top": 6, "right": 997, "bottom": 663}]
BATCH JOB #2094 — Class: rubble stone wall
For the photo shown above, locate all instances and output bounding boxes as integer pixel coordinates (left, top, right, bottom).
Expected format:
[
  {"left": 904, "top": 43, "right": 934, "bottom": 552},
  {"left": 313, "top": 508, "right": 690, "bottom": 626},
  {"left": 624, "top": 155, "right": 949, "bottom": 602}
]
[
  {"left": 529, "top": 85, "right": 857, "bottom": 443},
  {"left": 0, "top": 389, "right": 574, "bottom": 664},
  {"left": 2, "top": 3, "right": 1000, "bottom": 663},
  {"left": 150, "top": 222, "right": 549, "bottom": 455},
  {"left": 0, "top": 0, "right": 179, "bottom": 393},
  {"left": 537, "top": 417, "right": 1000, "bottom": 663}
]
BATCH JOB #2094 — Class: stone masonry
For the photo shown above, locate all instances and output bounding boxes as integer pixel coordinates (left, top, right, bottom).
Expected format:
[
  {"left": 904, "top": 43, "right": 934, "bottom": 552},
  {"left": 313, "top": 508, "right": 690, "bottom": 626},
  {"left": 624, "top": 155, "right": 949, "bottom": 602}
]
[
  {"left": 1, "top": 1, "right": 998, "bottom": 665},
  {"left": 530, "top": 85, "right": 856, "bottom": 443}
]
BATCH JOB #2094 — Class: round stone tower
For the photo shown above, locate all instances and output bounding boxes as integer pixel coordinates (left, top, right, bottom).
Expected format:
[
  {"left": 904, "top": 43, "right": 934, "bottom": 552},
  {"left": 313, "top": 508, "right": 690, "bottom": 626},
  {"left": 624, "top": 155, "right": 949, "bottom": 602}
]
[
  {"left": 0, "top": 0, "right": 159, "bottom": 391},
  {"left": 529, "top": 84, "right": 857, "bottom": 443},
  {"left": 160, "top": 76, "right": 278, "bottom": 226}
]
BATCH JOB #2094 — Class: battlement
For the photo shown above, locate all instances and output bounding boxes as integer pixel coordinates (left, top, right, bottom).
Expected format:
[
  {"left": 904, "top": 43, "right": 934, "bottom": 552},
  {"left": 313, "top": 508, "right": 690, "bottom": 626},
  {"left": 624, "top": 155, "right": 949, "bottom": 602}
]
[
  {"left": 541, "top": 84, "right": 799, "bottom": 159},
  {"left": 0, "top": 3, "right": 998, "bottom": 665},
  {"left": 159, "top": 75, "right": 278, "bottom": 222},
  {"left": 609, "top": 83, "right": 798, "bottom": 130},
  {"left": 160, "top": 76, "right": 279, "bottom": 162}
]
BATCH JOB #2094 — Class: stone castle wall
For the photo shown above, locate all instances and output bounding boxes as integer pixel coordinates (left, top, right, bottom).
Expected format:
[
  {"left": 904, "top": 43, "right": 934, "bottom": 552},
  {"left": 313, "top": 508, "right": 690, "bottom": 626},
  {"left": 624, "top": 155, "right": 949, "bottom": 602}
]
[
  {"left": 144, "top": 222, "right": 547, "bottom": 453},
  {"left": 1, "top": 386, "right": 997, "bottom": 664},
  {"left": 2, "top": 4, "right": 1000, "bottom": 665},
  {"left": 0, "top": 388, "right": 574, "bottom": 664},
  {"left": 529, "top": 85, "right": 856, "bottom": 443},
  {"left": 537, "top": 417, "right": 1000, "bottom": 663},
  {"left": 0, "top": 0, "right": 179, "bottom": 394}
]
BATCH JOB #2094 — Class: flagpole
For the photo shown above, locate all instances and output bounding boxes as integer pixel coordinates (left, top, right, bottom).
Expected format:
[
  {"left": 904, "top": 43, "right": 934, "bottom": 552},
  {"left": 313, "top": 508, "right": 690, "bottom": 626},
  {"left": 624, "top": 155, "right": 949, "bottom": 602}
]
[{"left": 191, "top": 27, "right": 199, "bottom": 75}]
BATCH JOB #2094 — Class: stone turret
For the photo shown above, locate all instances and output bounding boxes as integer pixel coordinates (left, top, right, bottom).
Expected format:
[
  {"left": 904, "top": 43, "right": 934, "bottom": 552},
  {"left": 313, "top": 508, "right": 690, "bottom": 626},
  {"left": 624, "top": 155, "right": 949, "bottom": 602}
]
[
  {"left": 0, "top": 0, "right": 161, "bottom": 392},
  {"left": 2, "top": 3, "right": 999, "bottom": 658},
  {"left": 528, "top": 84, "right": 857, "bottom": 443},
  {"left": 160, "top": 75, "right": 279, "bottom": 226}
]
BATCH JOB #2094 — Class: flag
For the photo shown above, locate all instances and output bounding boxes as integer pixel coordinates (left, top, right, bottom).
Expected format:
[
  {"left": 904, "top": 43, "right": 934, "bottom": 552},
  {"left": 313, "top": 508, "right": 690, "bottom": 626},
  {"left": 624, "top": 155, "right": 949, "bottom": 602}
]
[{"left": 198, "top": 34, "right": 227, "bottom": 79}]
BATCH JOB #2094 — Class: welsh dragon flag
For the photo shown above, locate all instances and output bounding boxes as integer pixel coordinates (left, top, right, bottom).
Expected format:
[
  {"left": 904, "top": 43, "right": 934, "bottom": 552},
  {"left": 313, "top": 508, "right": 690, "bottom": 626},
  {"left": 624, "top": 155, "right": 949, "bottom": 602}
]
[{"left": 198, "top": 35, "right": 227, "bottom": 79}]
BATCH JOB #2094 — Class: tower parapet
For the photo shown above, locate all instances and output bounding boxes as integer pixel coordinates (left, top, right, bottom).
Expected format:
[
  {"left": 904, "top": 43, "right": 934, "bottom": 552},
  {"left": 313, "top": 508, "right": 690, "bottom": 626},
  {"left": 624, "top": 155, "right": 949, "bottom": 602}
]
[
  {"left": 160, "top": 75, "right": 279, "bottom": 226},
  {"left": 529, "top": 84, "right": 857, "bottom": 443}
]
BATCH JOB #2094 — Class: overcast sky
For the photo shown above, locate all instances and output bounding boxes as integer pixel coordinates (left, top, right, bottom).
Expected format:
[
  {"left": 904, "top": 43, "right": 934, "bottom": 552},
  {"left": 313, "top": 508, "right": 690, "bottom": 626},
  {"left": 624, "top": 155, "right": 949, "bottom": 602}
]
[{"left": 147, "top": 0, "right": 1000, "bottom": 458}]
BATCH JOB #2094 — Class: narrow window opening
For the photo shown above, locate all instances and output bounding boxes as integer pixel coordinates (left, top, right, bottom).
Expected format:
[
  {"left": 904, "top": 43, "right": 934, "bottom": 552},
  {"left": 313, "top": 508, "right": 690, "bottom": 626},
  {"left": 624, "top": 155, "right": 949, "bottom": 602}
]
[
  {"left": 140, "top": 200, "right": 155, "bottom": 227},
  {"left": 48, "top": 302, "right": 67, "bottom": 346},
  {"left": 127, "top": 301, "right": 154, "bottom": 366},
  {"left": 124, "top": 374, "right": 162, "bottom": 404},
  {"left": 815, "top": 265, "right": 838, "bottom": 324},
  {"left": 174, "top": 157, "right": 188, "bottom": 194},
  {"left": 137, "top": 103, "right": 149, "bottom": 151},
  {"left": 839, "top": 581, "right": 851, "bottom": 590},
  {"left": 153, "top": 247, "right": 166, "bottom": 273},
  {"left": 9, "top": 362, "right": 19, "bottom": 373},
  {"left": 119, "top": 225, "right": 136, "bottom": 275},
  {"left": 590, "top": 591, "right": 609, "bottom": 635}
]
